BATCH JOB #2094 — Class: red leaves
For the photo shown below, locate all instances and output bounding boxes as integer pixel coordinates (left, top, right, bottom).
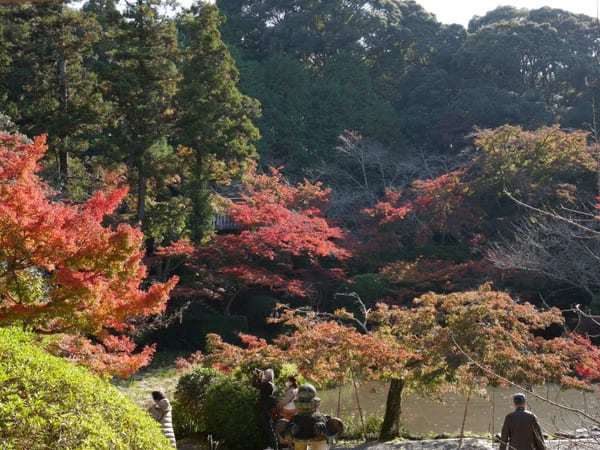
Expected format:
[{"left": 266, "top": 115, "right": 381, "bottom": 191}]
[
  {"left": 56, "top": 335, "right": 156, "bottom": 379},
  {"left": 570, "top": 335, "right": 600, "bottom": 382},
  {"left": 83, "top": 187, "right": 130, "bottom": 221},
  {"left": 0, "top": 133, "right": 176, "bottom": 377},
  {"left": 0, "top": 134, "right": 47, "bottom": 182},
  {"left": 379, "top": 285, "right": 598, "bottom": 391},
  {"left": 155, "top": 167, "right": 351, "bottom": 312}
]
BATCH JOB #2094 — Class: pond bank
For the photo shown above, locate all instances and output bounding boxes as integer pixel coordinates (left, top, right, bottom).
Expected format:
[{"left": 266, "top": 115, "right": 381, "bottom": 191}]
[
  {"left": 177, "top": 437, "right": 598, "bottom": 449},
  {"left": 319, "top": 382, "right": 599, "bottom": 435},
  {"left": 339, "top": 438, "right": 598, "bottom": 449}
]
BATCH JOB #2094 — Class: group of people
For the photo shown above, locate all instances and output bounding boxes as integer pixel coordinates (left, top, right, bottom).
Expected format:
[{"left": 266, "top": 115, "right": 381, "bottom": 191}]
[
  {"left": 253, "top": 368, "right": 298, "bottom": 450},
  {"left": 253, "top": 368, "right": 342, "bottom": 450},
  {"left": 146, "top": 373, "right": 545, "bottom": 450}
]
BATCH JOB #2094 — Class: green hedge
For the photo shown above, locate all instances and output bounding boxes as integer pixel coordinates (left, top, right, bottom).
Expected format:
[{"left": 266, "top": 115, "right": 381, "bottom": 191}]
[
  {"left": 174, "top": 367, "right": 266, "bottom": 449},
  {"left": 174, "top": 367, "right": 224, "bottom": 436},
  {"left": 0, "top": 327, "right": 172, "bottom": 450}
]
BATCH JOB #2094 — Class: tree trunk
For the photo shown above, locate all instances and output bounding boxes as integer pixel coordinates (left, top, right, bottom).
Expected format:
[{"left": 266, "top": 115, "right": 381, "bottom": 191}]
[
  {"left": 58, "top": 55, "right": 69, "bottom": 184},
  {"left": 223, "top": 291, "right": 238, "bottom": 316},
  {"left": 458, "top": 387, "right": 472, "bottom": 449},
  {"left": 380, "top": 378, "right": 405, "bottom": 441},
  {"left": 138, "top": 168, "right": 146, "bottom": 230},
  {"left": 58, "top": 148, "right": 68, "bottom": 184},
  {"left": 351, "top": 375, "right": 367, "bottom": 442}
]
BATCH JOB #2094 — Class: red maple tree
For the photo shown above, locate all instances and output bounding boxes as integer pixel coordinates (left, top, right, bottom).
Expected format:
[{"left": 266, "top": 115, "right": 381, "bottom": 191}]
[
  {"left": 0, "top": 133, "right": 177, "bottom": 378},
  {"left": 361, "top": 170, "right": 490, "bottom": 302},
  {"left": 157, "top": 167, "right": 351, "bottom": 314}
]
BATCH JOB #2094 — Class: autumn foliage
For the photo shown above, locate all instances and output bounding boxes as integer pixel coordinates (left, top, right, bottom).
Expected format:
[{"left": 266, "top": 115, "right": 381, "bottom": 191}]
[
  {"left": 177, "top": 306, "right": 415, "bottom": 388},
  {"left": 374, "top": 284, "right": 596, "bottom": 392},
  {"left": 361, "top": 169, "right": 490, "bottom": 302},
  {"left": 157, "top": 167, "right": 350, "bottom": 314},
  {"left": 177, "top": 284, "right": 599, "bottom": 438},
  {"left": 0, "top": 133, "right": 177, "bottom": 377}
]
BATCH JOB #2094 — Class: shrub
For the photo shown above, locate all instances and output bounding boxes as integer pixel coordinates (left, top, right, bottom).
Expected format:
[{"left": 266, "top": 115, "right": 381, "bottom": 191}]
[
  {"left": 340, "top": 414, "right": 384, "bottom": 441},
  {"left": 0, "top": 327, "right": 172, "bottom": 450},
  {"left": 173, "top": 367, "right": 224, "bottom": 437},
  {"left": 174, "top": 368, "right": 266, "bottom": 449},
  {"left": 202, "top": 376, "right": 265, "bottom": 449}
]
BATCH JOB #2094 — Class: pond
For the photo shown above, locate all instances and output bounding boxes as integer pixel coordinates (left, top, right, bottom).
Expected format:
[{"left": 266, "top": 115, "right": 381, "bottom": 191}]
[{"left": 318, "top": 381, "right": 600, "bottom": 436}]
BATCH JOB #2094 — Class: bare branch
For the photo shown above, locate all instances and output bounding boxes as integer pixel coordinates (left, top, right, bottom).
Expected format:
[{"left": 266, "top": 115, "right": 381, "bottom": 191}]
[{"left": 449, "top": 333, "right": 600, "bottom": 426}]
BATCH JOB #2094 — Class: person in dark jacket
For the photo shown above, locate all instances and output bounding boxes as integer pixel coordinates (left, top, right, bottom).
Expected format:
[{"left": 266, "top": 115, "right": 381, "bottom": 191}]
[
  {"left": 499, "top": 393, "right": 545, "bottom": 450},
  {"left": 253, "top": 368, "right": 278, "bottom": 450}
]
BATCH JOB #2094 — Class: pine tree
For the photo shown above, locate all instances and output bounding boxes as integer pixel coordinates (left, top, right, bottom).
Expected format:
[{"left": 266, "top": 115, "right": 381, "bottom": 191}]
[
  {"left": 0, "top": 1, "right": 110, "bottom": 185},
  {"left": 176, "top": 2, "right": 259, "bottom": 241},
  {"left": 102, "top": 0, "right": 180, "bottom": 231}
]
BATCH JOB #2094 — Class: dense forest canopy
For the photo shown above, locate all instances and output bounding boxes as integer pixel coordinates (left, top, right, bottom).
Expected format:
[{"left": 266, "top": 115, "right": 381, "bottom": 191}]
[{"left": 218, "top": 1, "right": 600, "bottom": 174}]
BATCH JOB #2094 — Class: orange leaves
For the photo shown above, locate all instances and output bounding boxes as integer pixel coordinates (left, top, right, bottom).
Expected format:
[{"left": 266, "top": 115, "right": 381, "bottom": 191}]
[
  {"left": 154, "top": 167, "right": 351, "bottom": 312},
  {"left": 179, "top": 285, "right": 599, "bottom": 395},
  {"left": 181, "top": 309, "right": 416, "bottom": 388},
  {"left": 55, "top": 335, "right": 156, "bottom": 379},
  {"left": 83, "top": 187, "right": 130, "bottom": 221},
  {"left": 0, "top": 132, "right": 176, "bottom": 377},
  {"left": 379, "top": 285, "right": 597, "bottom": 392},
  {"left": 274, "top": 318, "right": 414, "bottom": 385},
  {"left": 0, "top": 134, "right": 47, "bottom": 183}
]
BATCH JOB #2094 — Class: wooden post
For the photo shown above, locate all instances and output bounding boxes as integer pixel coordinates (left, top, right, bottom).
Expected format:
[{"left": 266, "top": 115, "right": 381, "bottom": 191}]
[
  {"left": 458, "top": 386, "right": 472, "bottom": 449},
  {"left": 351, "top": 373, "right": 367, "bottom": 442}
]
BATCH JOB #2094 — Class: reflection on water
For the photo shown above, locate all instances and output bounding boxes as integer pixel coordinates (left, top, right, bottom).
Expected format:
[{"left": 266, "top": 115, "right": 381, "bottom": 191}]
[{"left": 319, "top": 381, "right": 600, "bottom": 435}]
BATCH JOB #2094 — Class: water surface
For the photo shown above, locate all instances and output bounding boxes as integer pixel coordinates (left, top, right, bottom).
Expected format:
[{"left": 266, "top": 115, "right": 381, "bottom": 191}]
[{"left": 319, "top": 381, "right": 600, "bottom": 436}]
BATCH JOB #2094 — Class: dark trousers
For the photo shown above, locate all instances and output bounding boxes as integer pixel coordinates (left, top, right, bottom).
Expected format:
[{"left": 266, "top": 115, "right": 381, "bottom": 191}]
[{"left": 260, "top": 409, "right": 279, "bottom": 449}]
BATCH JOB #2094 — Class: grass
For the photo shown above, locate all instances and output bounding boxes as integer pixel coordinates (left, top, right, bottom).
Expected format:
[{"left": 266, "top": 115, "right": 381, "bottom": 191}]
[{"left": 112, "top": 349, "right": 186, "bottom": 407}]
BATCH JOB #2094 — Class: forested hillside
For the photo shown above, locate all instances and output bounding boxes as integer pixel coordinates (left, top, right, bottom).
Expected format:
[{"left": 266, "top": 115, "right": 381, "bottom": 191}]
[
  {"left": 220, "top": 1, "right": 600, "bottom": 174},
  {"left": 5, "top": 1, "right": 600, "bottom": 446},
  {"left": 2, "top": 0, "right": 600, "bottom": 377}
]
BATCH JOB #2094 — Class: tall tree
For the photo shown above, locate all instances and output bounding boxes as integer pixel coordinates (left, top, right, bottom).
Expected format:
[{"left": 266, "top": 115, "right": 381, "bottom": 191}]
[
  {"left": 101, "top": 0, "right": 180, "bottom": 232},
  {"left": 0, "top": 132, "right": 177, "bottom": 378},
  {"left": 217, "top": 0, "right": 375, "bottom": 62},
  {"left": 155, "top": 167, "right": 351, "bottom": 315},
  {"left": 0, "top": 1, "right": 110, "bottom": 186},
  {"left": 176, "top": 2, "right": 260, "bottom": 241}
]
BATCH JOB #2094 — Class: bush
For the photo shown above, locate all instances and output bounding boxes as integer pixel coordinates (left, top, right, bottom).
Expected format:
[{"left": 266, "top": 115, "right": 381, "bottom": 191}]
[
  {"left": 173, "top": 368, "right": 266, "bottom": 449},
  {"left": 0, "top": 327, "right": 172, "bottom": 450},
  {"left": 173, "top": 367, "right": 224, "bottom": 437},
  {"left": 203, "top": 376, "right": 265, "bottom": 449}
]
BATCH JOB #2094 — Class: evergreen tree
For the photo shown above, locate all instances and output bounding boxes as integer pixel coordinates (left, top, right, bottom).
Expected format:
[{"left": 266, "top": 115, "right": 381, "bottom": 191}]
[
  {"left": 101, "top": 0, "right": 180, "bottom": 231},
  {"left": 0, "top": 1, "right": 110, "bottom": 186},
  {"left": 176, "top": 2, "right": 259, "bottom": 241}
]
